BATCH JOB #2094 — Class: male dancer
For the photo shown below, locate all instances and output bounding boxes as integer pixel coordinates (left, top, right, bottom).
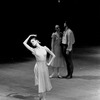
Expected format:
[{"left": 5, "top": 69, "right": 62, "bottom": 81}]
[{"left": 62, "top": 22, "right": 75, "bottom": 79}]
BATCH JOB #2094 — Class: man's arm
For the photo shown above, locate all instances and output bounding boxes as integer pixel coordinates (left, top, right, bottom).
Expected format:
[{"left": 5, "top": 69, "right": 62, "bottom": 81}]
[
  {"left": 66, "top": 29, "right": 73, "bottom": 51},
  {"left": 51, "top": 33, "right": 56, "bottom": 51}
]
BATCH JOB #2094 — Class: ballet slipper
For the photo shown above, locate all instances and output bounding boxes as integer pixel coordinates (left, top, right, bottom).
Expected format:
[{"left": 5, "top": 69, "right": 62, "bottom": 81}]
[
  {"left": 57, "top": 75, "right": 62, "bottom": 78},
  {"left": 49, "top": 73, "right": 55, "bottom": 78}
]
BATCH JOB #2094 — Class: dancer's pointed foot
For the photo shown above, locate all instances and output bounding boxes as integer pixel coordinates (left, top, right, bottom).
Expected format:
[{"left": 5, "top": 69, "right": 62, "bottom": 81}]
[
  {"left": 42, "top": 98, "right": 46, "bottom": 100},
  {"left": 49, "top": 73, "right": 55, "bottom": 78},
  {"left": 57, "top": 75, "right": 62, "bottom": 78},
  {"left": 39, "top": 96, "right": 42, "bottom": 100}
]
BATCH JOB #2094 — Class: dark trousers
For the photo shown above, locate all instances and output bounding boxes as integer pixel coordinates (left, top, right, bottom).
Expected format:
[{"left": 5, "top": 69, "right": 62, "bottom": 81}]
[{"left": 61, "top": 44, "right": 74, "bottom": 77}]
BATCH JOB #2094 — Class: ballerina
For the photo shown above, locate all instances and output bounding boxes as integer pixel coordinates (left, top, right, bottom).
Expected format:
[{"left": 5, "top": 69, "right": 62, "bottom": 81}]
[{"left": 23, "top": 34, "right": 55, "bottom": 100}]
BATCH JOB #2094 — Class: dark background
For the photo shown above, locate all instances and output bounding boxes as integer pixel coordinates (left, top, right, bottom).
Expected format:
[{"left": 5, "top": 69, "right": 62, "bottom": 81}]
[{"left": 0, "top": 0, "right": 100, "bottom": 61}]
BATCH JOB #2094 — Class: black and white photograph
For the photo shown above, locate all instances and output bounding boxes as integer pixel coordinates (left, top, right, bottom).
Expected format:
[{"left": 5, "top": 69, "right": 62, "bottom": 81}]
[{"left": 0, "top": 0, "right": 100, "bottom": 100}]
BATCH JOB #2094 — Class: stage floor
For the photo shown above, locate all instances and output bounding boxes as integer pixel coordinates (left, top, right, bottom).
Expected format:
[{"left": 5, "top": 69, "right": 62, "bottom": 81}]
[{"left": 0, "top": 47, "right": 100, "bottom": 100}]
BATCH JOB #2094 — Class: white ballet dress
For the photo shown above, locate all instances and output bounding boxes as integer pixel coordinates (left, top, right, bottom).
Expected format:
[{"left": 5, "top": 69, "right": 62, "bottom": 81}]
[{"left": 33, "top": 46, "right": 52, "bottom": 93}]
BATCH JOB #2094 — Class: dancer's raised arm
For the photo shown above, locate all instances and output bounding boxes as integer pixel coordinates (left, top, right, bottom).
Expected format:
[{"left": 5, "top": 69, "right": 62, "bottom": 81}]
[{"left": 23, "top": 34, "right": 37, "bottom": 52}]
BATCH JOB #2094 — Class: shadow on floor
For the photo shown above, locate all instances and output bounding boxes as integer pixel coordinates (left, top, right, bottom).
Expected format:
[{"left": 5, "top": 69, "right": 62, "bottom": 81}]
[
  {"left": 73, "top": 75, "right": 100, "bottom": 80},
  {"left": 7, "top": 93, "right": 39, "bottom": 100},
  {"left": 0, "top": 57, "right": 35, "bottom": 64}
]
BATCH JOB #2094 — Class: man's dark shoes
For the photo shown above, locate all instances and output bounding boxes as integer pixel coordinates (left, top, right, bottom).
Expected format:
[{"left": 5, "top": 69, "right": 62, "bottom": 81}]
[
  {"left": 62, "top": 75, "right": 68, "bottom": 78},
  {"left": 67, "top": 75, "right": 73, "bottom": 79},
  {"left": 62, "top": 75, "right": 73, "bottom": 79}
]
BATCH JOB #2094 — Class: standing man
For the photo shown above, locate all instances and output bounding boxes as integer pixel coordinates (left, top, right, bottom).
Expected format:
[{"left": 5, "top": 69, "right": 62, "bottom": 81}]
[{"left": 61, "top": 22, "right": 75, "bottom": 79}]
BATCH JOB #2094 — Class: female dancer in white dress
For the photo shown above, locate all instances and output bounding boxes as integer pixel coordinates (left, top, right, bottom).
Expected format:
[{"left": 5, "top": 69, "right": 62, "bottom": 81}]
[
  {"left": 23, "top": 34, "right": 55, "bottom": 100},
  {"left": 50, "top": 25, "right": 66, "bottom": 78}
]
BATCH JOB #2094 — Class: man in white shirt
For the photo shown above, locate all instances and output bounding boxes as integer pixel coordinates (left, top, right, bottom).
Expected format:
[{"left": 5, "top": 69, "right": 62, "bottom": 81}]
[{"left": 62, "top": 22, "right": 75, "bottom": 79}]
